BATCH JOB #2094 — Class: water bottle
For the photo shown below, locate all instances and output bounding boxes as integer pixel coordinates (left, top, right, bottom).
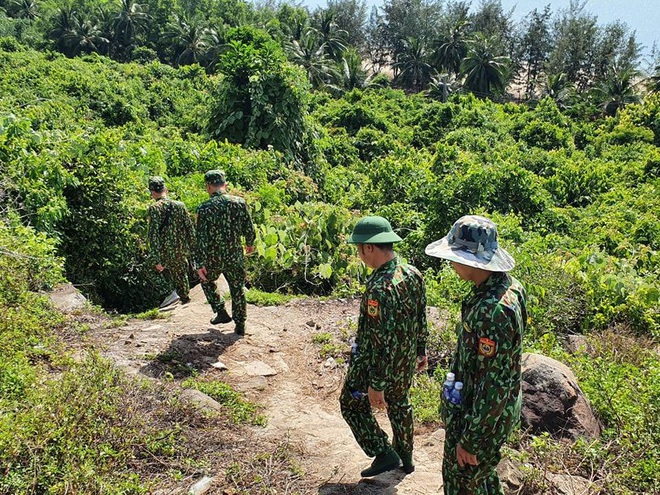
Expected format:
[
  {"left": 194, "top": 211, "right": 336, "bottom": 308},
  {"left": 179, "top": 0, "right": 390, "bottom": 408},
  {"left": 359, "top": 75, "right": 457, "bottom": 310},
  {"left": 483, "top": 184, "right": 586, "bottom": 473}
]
[
  {"left": 351, "top": 390, "right": 366, "bottom": 399},
  {"left": 442, "top": 372, "right": 455, "bottom": 401},
  {"left": 449, "top": 381, "right": 463, "bottom": 405}
]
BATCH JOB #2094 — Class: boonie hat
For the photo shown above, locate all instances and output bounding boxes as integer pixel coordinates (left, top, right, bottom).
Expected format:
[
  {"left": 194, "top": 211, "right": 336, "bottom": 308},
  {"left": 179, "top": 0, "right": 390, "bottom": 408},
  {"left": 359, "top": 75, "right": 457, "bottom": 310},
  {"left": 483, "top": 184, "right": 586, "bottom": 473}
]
[
  {"left": 204, "top": 169, "right": 226, "bottom": 185},
  {"left": 425, "top": 215, "right": 515, "bottom": 272},
  {"left": 148, "top": 176, "right": 165, "bottom": 192},
  {"left": 348, "top": 216, "right": 403, "bottom": 244}
]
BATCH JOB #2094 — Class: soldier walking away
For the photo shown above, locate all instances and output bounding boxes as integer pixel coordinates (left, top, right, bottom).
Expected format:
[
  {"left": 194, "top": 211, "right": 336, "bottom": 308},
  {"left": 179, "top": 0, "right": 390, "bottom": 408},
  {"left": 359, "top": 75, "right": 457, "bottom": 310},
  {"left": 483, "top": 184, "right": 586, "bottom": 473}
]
[
  {"left": 147, "top": 176, "right": 195, "bottom": 305},
  {"left": 425, "top": 215, "right": 527, "bottom": 495},
  {"left": 196, "top": 170, "right": 256, "bottom": 336},
  {"left": 341, "top": 216, "right": 428, "bottom": 478}
]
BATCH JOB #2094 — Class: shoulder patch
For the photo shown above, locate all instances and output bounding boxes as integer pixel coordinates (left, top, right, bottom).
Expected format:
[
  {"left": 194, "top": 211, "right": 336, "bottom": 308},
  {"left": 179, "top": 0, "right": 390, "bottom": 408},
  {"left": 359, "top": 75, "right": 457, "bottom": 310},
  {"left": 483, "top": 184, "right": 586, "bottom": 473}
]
[
  {"left": 367, "top": 299, "right": 379, "bottom": 318},
  {"left": 478, "top": 337, "right": 496, "bottom": 357}
]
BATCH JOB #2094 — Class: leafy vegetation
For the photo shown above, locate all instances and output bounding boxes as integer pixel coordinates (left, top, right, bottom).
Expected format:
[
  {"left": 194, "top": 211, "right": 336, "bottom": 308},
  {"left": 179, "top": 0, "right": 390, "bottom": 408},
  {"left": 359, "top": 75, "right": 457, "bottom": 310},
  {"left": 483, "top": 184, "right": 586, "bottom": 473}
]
[{"left": 1, "top": 1, "right": 660, "bottom": 491}]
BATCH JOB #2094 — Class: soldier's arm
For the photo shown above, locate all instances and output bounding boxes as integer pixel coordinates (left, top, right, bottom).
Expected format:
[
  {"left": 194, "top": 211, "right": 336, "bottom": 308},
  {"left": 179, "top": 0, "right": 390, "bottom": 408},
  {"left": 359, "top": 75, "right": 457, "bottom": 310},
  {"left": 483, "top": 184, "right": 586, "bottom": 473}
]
[
  {"left": 366, "top": 290, "right": 395, "bottom": 392},
  {"left": 195, "top": 206, "right": 208, "bottom": 268},
  {"left": 417, "top": 277, "right": 429, "bottom": 358},
  {"left": 241, "top": 202, "right": 256, "bottom": 246},
  {"left": 460, "top": 305, "right": 518, "bottom": 455},
  {"left": 147, "top": 205, "right": 161, "bottom": 263},
  {"left": 182, "top": 204, "right": 196, "bottom": 249}
]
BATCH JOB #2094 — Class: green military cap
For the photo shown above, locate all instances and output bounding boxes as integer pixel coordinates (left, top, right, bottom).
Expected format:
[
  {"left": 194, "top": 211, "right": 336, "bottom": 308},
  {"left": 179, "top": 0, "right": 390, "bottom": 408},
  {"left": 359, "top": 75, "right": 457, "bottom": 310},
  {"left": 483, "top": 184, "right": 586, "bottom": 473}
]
[
  {"left": 148, "top": 176, "right": 165, "bottom": 192},
  {"left": 204, "top": 169, "right": 226, "bottom": 185},
  {"left": 348, "top": 216, "right": 402, "bottom": 244},
  {"left": 425, "top": 215, "right": 515, "bottom": 272}
]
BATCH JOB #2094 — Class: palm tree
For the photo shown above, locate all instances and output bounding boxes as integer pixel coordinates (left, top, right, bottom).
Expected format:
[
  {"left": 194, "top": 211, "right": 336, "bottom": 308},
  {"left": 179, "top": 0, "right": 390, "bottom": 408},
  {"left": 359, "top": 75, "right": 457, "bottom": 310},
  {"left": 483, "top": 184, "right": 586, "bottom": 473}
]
[
  {"left": 310, "top": 9, "right": 348, "bottom": 61},
  {"left": 50, "top": 6, "right": 78, "bottom": 54},
  {"left": 543, "top": 73, "right": 575, "bottom": 109},
  {"left": 427, "top": 72, "right": 460, "bottom": 102},
  {"left": 113, "top": 0, "right": 149, "bottom": 48},
  {"left": 10, "top": 0, "right": 39, "bottom": 20},
  {"left": 338, "top": 47, "right": 369, "bottom": 91},
  {"left": 594, "top": 68, "right": 642, "bottom": 116},
  {"left": 62, "top": 18, "right": 110, "bottom": 57},
  {"left": 432, "top": 19, "right": 470, "bottom": 77},
  {"left": 393, "top": 37, "right": 433, "bottom": 92},
  {"left": 647, "top": 65, "right": 660, "bottom": 94},
  {"left": 164, "top": 13, "right": 214, "bottom": 67},
  {"left": 285, "top": 29, "right": 339, "bottom": 88},
  {"left": 461, "top": 35, "right": 509, "bottom": 97}
]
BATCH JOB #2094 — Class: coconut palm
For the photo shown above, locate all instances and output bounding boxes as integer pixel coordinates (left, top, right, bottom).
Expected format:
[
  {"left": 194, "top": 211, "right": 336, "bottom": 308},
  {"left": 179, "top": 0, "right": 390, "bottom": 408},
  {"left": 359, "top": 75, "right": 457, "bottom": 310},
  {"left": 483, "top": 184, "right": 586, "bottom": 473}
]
[
  {"left": 50, "top": 6, "right": 78, "bottom": 54},
  {"left": 338, "top": 47, "right": 369, "bottom": 90},
  {"left": 542, "top": 73, "right": 576, "bottom": 109},
  {"left": 310, "top": 9, "right": 348, "bottom": 61},
  {"left": 393, "top": 37, "right": 433, "bottom": 92},
  {"left": 432, "top": 18, "right": 470, "bottom": 77},
  {"left": 164, "top": 13, "right": 214, "bottom": 67},
  {"left": 593, "top": 68, "right": 642, "bottom": 116},
  {"left": 427, "top": 72, "right": 461, "bottom": 102},
  {"left": 10, "top": 0, "right": 39, "bottom": 20},
  {"left": 648, "top": 65, "right": 660, "bottom": 94},
  {"left": 461, "top": 35, "right": 509, "bottom": 97},
  {"left": 113, "top": 0, "right": 149, "bottom": 48},
  {"left": 285, "top": 29, "right": 339, "bottom": 88},
  {"left": 62, "top": 18, "right": 110, "bottom": 56}
]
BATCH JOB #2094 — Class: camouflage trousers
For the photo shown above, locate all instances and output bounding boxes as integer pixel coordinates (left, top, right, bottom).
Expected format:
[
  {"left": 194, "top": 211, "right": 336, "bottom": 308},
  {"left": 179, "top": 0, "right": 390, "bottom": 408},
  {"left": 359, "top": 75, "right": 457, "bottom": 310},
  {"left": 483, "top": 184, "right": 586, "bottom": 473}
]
[
  {"left": 162, "top": 258, "right": 190, "bottom": 300},
  {"left": 442, "top": 413, "right": 505, "bottom": 495},
  {"left": 201, "top": 263, "right": 247, "bottom": 323},
  {"left": 339, "top": 370, "right": 414, "bottom": 458}
]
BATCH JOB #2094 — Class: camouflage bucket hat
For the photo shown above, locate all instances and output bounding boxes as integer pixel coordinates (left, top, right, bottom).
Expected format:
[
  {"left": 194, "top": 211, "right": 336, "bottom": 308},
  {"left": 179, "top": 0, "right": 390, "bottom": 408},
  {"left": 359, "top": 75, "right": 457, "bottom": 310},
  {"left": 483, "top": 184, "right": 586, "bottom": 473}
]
[
  {"left": 148, "top": 176, "right": 165, "bottom": 192},
  {"left": 348, "top": 216, "right": 402, "bottom": 244},
  {"left": 425, "top": 215, "right": 515, "bottom": 272},
  {"left": 204, "top": 169, "right": 226, "bottom": 185}
]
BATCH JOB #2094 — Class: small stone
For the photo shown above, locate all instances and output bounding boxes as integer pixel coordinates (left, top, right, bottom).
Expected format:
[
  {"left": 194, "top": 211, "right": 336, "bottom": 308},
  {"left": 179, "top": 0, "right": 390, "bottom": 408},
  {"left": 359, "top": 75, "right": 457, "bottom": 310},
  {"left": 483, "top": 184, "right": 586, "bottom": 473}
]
[
  {"left": 323, "top": 357, "right": 336, "bottom": 369},
  {"left": 306, "top": 320, "right": 316, "bottom": 327},
  {"left": 211, "top": 361, "right": 228, "bottom": 370}
]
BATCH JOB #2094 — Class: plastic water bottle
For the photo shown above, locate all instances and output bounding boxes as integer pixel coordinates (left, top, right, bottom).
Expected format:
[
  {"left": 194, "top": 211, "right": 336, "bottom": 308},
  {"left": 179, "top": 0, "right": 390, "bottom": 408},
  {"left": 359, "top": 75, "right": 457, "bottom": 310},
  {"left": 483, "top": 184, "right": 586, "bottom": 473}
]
[
  {"left": 449, "top": 381, "right": 463, "bottom": 405},
  {"left": 442, "top": 372, "right": 455, "bottom": 401},
  {"left": 351, "top": 390, "right": 366, "bottom": 399}
]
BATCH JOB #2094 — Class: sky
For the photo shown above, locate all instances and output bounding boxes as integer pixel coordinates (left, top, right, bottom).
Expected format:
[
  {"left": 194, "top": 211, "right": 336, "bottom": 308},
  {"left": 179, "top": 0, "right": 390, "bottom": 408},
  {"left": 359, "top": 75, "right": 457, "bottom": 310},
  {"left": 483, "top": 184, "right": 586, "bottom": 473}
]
[{"left": 298, "top": 0, "right": 659, "bottom": 62}]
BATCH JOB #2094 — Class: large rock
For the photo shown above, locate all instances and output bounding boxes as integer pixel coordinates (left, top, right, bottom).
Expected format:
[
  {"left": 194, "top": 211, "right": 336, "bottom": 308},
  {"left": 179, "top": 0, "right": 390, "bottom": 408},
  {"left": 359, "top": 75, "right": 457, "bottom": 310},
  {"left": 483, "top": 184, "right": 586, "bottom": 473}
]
[
  {"left": 48, "top": 283, "right": 87, "bottom": 312},
  {"left": 522, "top": 353, "right": 601, "bottom": 440}
]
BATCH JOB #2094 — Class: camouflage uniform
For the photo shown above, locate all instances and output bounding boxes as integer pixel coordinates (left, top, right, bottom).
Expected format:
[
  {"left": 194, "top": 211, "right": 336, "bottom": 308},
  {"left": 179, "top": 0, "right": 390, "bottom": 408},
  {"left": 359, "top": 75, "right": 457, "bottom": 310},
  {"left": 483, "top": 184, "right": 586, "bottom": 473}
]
[
  {"left": 147, "top": 196, "right": 195, "bottom": 300},
  {"left": 442, "top": 272, "right": 527, "bottom": 495},
  {"left": 196, "top": 191, "right": 256, "bottom": 325},
  {"left": 340, "top": 255, "right": 428, "bottom": 460}
]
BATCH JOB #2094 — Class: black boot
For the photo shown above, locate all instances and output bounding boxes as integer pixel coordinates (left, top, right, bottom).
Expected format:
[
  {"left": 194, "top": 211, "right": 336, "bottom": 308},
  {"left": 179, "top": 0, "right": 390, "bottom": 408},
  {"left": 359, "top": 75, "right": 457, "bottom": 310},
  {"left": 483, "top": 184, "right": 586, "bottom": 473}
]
[
  {"left": 234, "top": 322, "right": 245, "bottom": 336},
  {"left": 396, "top": 449, "right": 415, "bottom": 474},
  {"left": 210, "top": 309, "right": 232, "bottom": 325},
  {"left": 360, "top": 448, "right": 401, "bottom": 477}
]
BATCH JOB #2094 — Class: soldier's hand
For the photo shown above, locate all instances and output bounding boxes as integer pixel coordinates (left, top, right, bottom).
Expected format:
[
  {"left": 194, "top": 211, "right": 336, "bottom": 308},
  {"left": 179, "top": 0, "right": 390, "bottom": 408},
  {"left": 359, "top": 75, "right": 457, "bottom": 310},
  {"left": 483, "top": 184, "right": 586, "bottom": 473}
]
[
  {"left": 367, "top": 387, "right": 387, "bottom": 410},
  {"left": 245, "top": 245, "right": 255, "bottom": 255},
  {"left": 416, "top": 355, "right": 428, "bottom": 372},
  {"left": 155, "top": 263, "right": 164, "bottom": 272},
  {"left": 197, "top": 267, "right": 208, "bottom": 282},
  {"left": 456, "top": 443, "right": 479, "bottom": 467}
]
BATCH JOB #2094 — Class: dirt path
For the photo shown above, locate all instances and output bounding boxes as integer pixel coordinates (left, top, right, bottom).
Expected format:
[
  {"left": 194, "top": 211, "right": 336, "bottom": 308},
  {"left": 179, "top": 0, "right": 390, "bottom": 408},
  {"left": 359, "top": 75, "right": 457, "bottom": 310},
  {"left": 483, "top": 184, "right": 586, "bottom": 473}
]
[{"left": 90, "top": 282, "right": 445, "bottom": 494}]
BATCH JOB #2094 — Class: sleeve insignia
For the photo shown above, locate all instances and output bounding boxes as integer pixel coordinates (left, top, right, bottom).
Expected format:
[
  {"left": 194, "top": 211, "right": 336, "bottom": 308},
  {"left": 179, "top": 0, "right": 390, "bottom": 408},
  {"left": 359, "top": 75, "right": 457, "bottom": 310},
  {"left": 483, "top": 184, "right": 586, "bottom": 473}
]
[
  {"left": 478, "top": 337, "right": 496, "bottom": 357},
  {"left": 463, "top": 322, "right": 472, "bottom": 333},
  {"left": 367, "top": 299, "right": 379, "bottom": 317}
]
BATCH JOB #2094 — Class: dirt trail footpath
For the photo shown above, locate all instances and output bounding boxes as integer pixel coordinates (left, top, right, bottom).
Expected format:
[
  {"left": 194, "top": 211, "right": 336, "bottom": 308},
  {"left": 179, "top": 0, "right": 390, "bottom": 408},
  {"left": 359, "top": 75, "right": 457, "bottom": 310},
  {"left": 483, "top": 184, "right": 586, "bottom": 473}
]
[{"left": 91, "top": 282, "right": 445, "bottom": 494}]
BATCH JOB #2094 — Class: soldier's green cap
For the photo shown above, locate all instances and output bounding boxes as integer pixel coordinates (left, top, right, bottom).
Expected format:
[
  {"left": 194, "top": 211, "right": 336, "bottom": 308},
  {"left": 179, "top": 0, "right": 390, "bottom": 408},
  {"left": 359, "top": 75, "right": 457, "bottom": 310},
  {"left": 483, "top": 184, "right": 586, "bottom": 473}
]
[
  {"left": 348, "top": 216, "right": 402, "bottom": 244},
  {"left": 204, "top": 169, "right": 226, "bottom": 185},
  {"left": 425, "top": 215, "right": 515, "bottom": 272},
  {"left": 148, "top": 176, "right": 165, "bottom": 192}
]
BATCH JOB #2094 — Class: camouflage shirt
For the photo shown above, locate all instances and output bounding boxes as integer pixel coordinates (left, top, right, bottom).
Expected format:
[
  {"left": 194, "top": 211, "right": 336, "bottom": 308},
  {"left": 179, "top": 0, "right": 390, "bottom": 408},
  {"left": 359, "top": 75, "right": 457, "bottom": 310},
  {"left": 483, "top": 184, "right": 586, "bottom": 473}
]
[
  {"left": 195, "top": 191, "right": 256, "bottom": 269},
  {"left": 448, "top": 271, "right": 527, "bottom": 454},
  {"left": 147, "top": 197, "right": 195, "bottom": 264},
  {"left": 354, "top": 255, "right": 428, "bottom": 392}
]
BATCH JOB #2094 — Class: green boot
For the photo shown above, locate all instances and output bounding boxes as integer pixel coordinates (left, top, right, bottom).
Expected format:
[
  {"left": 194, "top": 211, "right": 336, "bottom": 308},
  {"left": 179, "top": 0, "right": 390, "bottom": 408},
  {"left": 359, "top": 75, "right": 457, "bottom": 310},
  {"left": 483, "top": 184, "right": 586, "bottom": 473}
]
[
  {"left": 360, "top": 448, "right": 401, "bottom": 477},
  {"left": 396, "top": 449, "right": 415, "bottom": 474},
  {"left": 210, "top": 309, "right": 232, "bottom": 325}
]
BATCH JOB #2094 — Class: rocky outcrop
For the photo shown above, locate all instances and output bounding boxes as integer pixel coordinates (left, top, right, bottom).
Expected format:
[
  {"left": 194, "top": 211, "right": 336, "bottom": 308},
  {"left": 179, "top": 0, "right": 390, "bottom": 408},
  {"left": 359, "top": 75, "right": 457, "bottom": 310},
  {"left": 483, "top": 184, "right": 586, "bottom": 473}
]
[
  {"left": 48, "top": 283, "right": 87, "bottom": 312},
  {"left": 522, "top": 353, "right": 601, "bottom": 440}
]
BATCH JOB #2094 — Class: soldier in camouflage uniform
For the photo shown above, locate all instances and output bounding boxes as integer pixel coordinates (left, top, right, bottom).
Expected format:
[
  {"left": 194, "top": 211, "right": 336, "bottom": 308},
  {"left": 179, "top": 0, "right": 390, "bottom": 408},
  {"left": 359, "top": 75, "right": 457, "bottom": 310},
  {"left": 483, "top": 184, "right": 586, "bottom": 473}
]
[
  {"left": 425, "top": 215, "right": 527, "bottom": 495},
  {"left": 341, "top": 216, "right": 429, "bottom": 478},
  {"left": 196, "top": 170, "right": 256, "bottom": 336},
  {"left": 147, "top": 176, "right": 195, "bottom": 304}
]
